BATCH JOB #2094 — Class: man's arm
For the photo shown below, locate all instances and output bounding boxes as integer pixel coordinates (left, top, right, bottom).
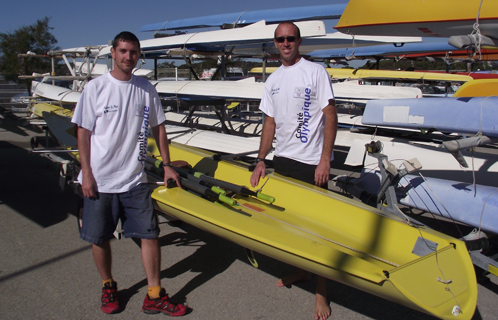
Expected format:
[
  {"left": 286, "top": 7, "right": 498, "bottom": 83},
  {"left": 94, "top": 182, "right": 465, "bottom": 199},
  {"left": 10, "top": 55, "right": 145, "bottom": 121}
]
[
  {"left": 151, "top": 124, "right": 181, "bottom": 188},
  {"left": 77, "top": 126, "right": 97, "bottom": 198},
  {"left": 250, "top": 115, "right": 276, "bottom": 187},
  {"left": 315, "top": 100, "right": 338, "bottom": 187}
]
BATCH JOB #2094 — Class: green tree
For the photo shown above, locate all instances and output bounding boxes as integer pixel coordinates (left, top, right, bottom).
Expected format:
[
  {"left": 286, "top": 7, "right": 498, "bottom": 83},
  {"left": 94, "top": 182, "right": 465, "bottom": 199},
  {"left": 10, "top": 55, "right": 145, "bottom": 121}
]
[
  {"left": 0, "top": 17, "right": 59, "bottom": 91},
  {"left": 158, "top": 61, "right": 177, "bottom": 68}
]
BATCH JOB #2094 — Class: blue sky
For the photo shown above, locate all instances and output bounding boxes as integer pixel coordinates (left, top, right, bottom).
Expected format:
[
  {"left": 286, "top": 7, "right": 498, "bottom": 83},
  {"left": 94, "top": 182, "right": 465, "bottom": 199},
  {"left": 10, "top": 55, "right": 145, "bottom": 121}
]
[{"left": 1, "top": 0, "right": 348, "bottom": 50}]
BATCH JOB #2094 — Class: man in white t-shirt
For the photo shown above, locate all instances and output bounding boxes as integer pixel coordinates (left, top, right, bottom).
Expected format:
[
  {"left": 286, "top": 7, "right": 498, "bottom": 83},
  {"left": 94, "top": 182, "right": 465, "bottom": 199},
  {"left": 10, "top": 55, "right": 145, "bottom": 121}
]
[
  {"left": 72, "top": 31, "right": 187, "bottom": 317},
  {"left": 250, "top": 22, "right": 338, "bottom": 320}
]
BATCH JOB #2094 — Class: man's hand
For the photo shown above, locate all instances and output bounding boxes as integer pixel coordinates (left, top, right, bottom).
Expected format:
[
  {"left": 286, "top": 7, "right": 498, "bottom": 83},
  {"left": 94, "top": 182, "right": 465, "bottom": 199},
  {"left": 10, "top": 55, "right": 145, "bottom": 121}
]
[
  {"left": 250, "top": 161, "right": 267, "bottom": 188},
  {"left": 81, "top": 171, "right": 98, "bottom": 199},
  {"left": 163, "top": 166, "right": 182, "bottom": 189},
  {"left": 314, "top": 160, "right": 330, "bottom": 187}
]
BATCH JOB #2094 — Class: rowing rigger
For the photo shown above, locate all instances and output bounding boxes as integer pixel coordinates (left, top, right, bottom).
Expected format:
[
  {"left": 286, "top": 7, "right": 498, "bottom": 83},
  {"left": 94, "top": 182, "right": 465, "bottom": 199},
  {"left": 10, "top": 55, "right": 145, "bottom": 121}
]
[{"left": 146, "top": 157, "right": 275, "bottom": 204}]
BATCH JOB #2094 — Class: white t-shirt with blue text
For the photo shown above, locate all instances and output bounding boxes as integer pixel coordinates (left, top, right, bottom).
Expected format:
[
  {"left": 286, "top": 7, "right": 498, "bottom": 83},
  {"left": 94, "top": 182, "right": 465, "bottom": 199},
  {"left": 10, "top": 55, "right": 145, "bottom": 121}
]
[{"left": 260, "top": 58, "right": 334, "bottom": 165}]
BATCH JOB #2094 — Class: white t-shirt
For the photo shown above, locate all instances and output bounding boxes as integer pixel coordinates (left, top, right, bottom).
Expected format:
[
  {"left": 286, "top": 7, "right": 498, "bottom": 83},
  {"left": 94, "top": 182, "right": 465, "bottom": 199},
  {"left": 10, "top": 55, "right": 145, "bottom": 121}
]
[
  {"left": 260, "top": 58, "right": 334, "bottom": 165},
  {"left": 72, "top": 73, "right": 165, "bottom": 193}
]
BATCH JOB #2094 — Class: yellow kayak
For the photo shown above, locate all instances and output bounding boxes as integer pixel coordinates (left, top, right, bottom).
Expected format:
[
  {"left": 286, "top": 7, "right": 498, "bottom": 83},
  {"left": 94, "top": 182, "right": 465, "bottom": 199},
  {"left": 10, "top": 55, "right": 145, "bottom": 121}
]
[
  {"left": 147, "top": 140, "right": 477, "bottom": 320},
  {"left": 335, "top": 0, "right": 498, "bottom": 39}
]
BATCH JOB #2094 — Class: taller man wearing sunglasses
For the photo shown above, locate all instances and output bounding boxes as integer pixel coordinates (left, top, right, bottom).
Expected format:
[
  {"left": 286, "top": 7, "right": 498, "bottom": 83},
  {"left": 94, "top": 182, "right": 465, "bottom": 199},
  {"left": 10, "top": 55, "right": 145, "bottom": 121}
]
[{"left": 250, "top": 22, "right": 337, "bottom": 320}]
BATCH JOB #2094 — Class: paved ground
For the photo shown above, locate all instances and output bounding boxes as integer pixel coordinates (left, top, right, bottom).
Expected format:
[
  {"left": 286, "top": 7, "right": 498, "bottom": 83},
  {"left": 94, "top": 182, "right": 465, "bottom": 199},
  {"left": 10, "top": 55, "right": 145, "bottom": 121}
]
[{"left": 1, "top": 108, "right": 498, "bottom": 320}]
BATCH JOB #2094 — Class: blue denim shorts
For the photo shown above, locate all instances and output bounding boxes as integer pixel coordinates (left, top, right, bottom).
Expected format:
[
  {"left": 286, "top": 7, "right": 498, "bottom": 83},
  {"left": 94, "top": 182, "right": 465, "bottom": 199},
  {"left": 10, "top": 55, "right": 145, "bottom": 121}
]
[{"left": 80, "top": 184, "right": 159, "bottom": 244}]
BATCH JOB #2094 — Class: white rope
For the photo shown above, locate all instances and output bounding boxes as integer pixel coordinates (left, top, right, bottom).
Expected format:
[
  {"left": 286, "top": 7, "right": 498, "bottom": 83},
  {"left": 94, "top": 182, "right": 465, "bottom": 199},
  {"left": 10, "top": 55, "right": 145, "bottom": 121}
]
[
  {"left": 471, "top": 96, "right": 497, "bottom": 190},
  {"left": 233, "top": 11, "right": 248, "bottom": 26},
  {"left": 153, "top": 20, "right": 169, "bottom": 39},
  {"left": 428, "top": 228, "right": 461, "bottom": 310},
  {"left": 413, "top": 228, "right": 461, "bottom": 311},
  {"left": 470, "top": 0, "right": 485, "bottom": 60},
  {"left": 408, "top": 172, "right": 465, "bottom": 239},
  {"left": 346, "top": 35, "right": 357, "bottom": 60},
  {"left": 370, "top": 126, "right": 378, "bottom": 140}
]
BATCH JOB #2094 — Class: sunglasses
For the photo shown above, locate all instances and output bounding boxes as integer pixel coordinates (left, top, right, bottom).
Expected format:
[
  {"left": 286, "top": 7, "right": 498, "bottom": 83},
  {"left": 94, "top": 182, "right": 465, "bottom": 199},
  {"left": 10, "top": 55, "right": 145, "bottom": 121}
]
[{"left": 275, "top": 36, "right": 297, "bottom": 43}]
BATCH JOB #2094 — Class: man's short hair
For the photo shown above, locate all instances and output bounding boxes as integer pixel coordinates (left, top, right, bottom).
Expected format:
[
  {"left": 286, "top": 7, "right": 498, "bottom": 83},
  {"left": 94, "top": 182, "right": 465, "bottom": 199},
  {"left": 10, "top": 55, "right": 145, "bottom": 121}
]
[
  {"left": 274, "top": 22, "right": 301, "bottom": 39},
  {"left": 112, "top": 31, "right": 141, "bottom": 50}
]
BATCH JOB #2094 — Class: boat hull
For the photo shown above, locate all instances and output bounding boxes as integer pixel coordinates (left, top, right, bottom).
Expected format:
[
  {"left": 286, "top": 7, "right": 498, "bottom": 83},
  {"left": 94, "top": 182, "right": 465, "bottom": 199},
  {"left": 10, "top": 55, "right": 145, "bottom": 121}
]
[
  {"left": 148, "top": 141, "right": 477, "bottom": 320},
  {"left": 335, "top": 0, "right": 498, "bottom": 39}
]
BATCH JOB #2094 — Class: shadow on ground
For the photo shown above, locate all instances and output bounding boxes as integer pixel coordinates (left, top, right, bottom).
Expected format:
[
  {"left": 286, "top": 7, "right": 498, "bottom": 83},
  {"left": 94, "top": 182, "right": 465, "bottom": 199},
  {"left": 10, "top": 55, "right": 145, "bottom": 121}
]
[
  {"left": 121, "top": 218, "right": 479, "bottom": 320},
  {"left": 0, "top": 140, "right": 80, "bottom": 227}
]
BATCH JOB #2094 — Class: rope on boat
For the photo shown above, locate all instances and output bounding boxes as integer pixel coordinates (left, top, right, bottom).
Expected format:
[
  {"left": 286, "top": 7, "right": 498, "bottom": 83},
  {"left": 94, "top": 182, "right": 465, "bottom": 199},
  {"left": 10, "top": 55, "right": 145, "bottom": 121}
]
[
  {"left": 410, "top": 172, "right": 465, "bottom": 239},
  {"left": 470, "top": 0, "right": 485, "bottom": 60},
  {"left": 417, "top": 229, "right": 462, "bottom": 315}
]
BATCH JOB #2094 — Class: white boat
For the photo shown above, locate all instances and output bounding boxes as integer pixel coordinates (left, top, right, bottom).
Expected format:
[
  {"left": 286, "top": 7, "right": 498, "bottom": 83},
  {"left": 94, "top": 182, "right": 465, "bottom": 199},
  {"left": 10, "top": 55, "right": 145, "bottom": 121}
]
[
  {"left": 88, "top": 20, "right": 420, "bottom": 59},
  {"left": 153, "top": 77, "right": 265, "bottom": 100},
  {"left": 31, "top": 79, "right": 81, "bottom": 104},
  {"left": 73, "top": 61, "right": 154, "bottom": 78},
  {"left": 165, "top": 111, "right": 264, "bottom": 136},
  {"left": 153, "top": 78, "right": 422, "bottom": 107}
]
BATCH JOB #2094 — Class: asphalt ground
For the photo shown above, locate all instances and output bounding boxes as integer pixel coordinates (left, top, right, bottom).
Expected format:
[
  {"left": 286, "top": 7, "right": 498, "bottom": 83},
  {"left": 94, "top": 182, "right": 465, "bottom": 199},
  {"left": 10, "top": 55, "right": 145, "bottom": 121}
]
[{"left": 1, "top": 108, "right": 498, "bottom": 320}]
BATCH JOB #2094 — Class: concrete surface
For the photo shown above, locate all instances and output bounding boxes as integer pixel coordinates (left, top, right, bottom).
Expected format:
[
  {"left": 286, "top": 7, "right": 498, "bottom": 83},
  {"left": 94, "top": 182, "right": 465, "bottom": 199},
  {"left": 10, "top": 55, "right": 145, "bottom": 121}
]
[{"left": 1, "top": 108, "right": 497, "bottom": 320}]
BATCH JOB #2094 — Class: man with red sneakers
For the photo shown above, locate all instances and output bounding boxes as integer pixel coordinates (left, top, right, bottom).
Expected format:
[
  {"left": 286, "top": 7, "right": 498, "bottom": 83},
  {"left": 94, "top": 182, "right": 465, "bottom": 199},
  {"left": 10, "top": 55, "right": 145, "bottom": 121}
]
[{"left": 72, "top": 31, "right": 187, "bottom": 316}]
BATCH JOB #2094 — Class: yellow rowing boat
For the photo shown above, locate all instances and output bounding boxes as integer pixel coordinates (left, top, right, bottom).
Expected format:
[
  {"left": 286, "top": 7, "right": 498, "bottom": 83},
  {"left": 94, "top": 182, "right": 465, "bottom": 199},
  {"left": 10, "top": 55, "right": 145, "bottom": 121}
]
[{"left": 147, "top": 139, "right": 477, "bottom": 320}]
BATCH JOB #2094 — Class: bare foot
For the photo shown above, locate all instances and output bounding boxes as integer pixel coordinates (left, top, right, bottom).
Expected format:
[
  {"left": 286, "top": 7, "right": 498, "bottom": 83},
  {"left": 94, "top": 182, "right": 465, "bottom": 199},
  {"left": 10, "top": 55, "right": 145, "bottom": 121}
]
[
  {"left": 276, "top": 269, "right": 312, "bottom": 287},
  {"left": 314, "top": 293, "right": 331, "bottom": 320},
  {"left": 314, "top": 276, "right": 331, "bottom": 320}
]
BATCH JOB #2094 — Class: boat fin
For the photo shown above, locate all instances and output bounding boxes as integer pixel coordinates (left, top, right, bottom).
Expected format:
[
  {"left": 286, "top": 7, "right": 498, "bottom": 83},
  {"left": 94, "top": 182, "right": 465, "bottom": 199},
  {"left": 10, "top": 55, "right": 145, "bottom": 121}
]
[{"left": 245, "top": 248, "right": 259, "bottom": 268}]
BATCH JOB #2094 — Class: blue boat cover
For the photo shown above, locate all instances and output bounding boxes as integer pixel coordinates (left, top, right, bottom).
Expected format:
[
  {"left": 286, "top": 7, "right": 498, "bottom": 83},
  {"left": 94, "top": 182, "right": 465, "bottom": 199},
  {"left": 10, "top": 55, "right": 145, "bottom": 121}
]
[
  {"left": 140, "top": 4, "right": 346, "bottom": 32},
  {"left": 362, "top": 96, "right": 498, "bottom": 137}
]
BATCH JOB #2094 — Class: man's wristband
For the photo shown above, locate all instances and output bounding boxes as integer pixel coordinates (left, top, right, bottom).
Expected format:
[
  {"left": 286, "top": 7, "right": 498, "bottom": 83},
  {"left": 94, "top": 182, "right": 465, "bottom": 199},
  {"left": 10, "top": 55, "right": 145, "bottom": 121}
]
[
  {"left": 254, "top": 158, "right": 265, "bottom": 163},
  {"left": 163, "top": 162, "right": 173, "bottom": 168}
]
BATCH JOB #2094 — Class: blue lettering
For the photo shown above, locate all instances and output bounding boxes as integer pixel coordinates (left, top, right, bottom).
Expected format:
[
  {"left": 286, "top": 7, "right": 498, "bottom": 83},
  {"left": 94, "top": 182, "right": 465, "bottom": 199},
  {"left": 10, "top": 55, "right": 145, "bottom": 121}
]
[
  {"left": 295, "top": 88, "right": 313, "bottom": 144},
  {"left": 137, "top": 106, "right": 151, "bottom": 165}
]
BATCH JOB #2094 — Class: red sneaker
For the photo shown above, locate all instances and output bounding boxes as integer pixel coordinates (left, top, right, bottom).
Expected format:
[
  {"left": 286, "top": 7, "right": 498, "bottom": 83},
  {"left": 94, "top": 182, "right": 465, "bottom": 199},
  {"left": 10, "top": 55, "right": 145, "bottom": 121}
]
[
  {"left": 142, "top": 288, "right": 187, "bottom": 316},
  {"left": 101, "top": 281, "right": 120, "bottom": 314}
]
